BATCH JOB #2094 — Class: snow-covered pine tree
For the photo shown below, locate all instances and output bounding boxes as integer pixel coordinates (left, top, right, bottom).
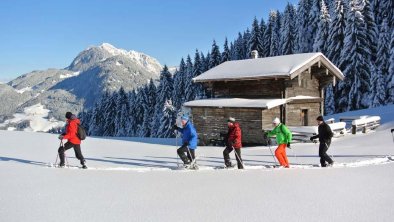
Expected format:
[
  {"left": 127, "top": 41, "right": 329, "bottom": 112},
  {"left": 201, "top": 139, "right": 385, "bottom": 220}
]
[
  {"left": 89, "top": 92, "right": 111, "bottom": 136},
  {"left": 338, "top": 0, "right": 371, "bottom": 111},
  {"left": 313, "top": 0, "right": 331, "bottom": 54},
  {"left": 242, "top": 29, "right": 251, "bottom": 59},
  {"left": 184, "top": 55, "right": 194, "bottom": 102},
  {"left": 263, "top": 15, "right": 273, "bottom": 57},
  {"left": 222, "top": 38, "right": 231, "bottom": 63},
  {"left": 102, "top": 92, "right": 118, "bottom": 136},
  {"left": 133, "top": 89, "right": 145, "bottom": 136},
  {"left": 387, "top": 25, "right": 394, "bottom": 103},
  {"left": 248, "top": 17, "right": 264, "bottom": 57},
  {"left": 364, "top": 0, "right": 378, "bottom": 63},
  {"left": 281, "top": 3, "right": 297, "bottom": 55},
  {"left": 192, "top": 50, "right": 205, "bottom": 99},
  {"left": 296, "top": 0, "right": 313, "bottom": 53},
  {"left": 126, "top": 90, "right": 139, "bottom": 136},
  {"left": 260, "top": 18, "right": 267, "bottom": 57},
  {"left": 157, "top": 99, "right": 177, "bottom": 138},
  {"left": 234, "top": 33, "right": 245, "bottom": 60},
  {"left": 209, "top": 40, "right": 222, "bottom": 68},
  {"left": 371, "top": 18, "right": 390, "bottom": 107},
  {"left": 140, "top": 79, "right": 157, "bottom": 137},
  {"left": 114, "top": 87, "right": 131, "bottom": 137},
  {"left": 326, "top": 0, "right": 347, "bottom": 66},
  {"left": 154, "top": 66, "right": 174, "bottom": 138},
  {"left": 172, "top": 58, "right": 186, "bottom": 110},
  {"left": 324, "top": 85, "right": 335, "bottom": 114},
  {"left": 269, "top": 10, "right": 281, "bottom": 56},
  {"left": 309, "top": 0, "right": 323, "bottom": 50}
]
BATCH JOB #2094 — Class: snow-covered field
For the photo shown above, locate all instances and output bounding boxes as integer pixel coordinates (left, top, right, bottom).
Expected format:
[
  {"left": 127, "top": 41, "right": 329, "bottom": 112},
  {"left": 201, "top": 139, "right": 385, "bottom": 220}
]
[{"left": 1, "top": 107, "right": 394, "bottom": 221}]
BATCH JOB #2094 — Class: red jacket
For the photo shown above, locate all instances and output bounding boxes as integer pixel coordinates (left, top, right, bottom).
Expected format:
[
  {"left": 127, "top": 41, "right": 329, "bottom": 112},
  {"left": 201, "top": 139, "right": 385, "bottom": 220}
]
[
  {"left": 227, "top": 122, "right": 242, "bottom": 148},
  {"left": 63, "top": 117, "right": 81, "bottom": 145}
]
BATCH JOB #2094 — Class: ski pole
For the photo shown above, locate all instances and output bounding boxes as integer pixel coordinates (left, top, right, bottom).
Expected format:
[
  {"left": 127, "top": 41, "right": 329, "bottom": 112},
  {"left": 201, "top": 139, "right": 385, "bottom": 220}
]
[
  {"left": 267, "top": 140, "right": 278, "bottom": 166},
  {"left": 232, "top": 146, "right": 245, "bottom": 169},
  {"left": 175, "top": 131, "right": 180, "bottom": 167}
]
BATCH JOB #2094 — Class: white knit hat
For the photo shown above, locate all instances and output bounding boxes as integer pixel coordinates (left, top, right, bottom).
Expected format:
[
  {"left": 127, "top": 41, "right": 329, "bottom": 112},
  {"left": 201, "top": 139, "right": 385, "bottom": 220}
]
[
  {"left": 228, "top": 117, "right": 236, "bottom": 123},
  {"left": 272, "top": 117, "right": 280, "bottom": 124}
]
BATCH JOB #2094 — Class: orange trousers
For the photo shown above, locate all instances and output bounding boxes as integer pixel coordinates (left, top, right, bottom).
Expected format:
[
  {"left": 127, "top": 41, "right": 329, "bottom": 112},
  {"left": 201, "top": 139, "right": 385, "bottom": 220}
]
[{"left": 275, "top": 144, "right": 289, "bottom": 167}]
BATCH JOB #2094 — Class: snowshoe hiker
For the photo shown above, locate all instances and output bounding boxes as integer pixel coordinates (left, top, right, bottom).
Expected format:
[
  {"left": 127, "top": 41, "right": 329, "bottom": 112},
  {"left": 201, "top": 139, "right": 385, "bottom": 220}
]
[
  {"left": 173, "top": 115, "right": 198, "bottom": 169},
  {"left": 58, "top": 112, "right": 87, "bottom": 169},
  {"left": 310, "top": 115, "right": 334, "bottom": 167},
  {"left": 223, "top": 117, "right": 244, "bottom": 169},
  {"left": 266, "top": 117, "right": 292, "bottom": 168}
]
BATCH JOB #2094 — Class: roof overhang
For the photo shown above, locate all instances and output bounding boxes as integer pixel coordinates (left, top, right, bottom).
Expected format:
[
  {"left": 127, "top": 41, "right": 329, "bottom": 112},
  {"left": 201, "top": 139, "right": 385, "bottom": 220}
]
[{"left": 183, "top": 96, "right": 322, "bottom": 109}]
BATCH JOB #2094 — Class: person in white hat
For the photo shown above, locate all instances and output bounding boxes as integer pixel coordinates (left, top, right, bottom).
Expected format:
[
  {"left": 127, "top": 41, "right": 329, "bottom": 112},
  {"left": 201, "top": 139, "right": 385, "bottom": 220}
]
[{"left": 266, "top": 117, "right": 292, "bottom": 168}]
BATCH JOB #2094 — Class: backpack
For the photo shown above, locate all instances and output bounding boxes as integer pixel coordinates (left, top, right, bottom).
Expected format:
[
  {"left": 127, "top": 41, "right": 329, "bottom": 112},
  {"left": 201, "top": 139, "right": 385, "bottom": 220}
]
[{"left": 77, "top": 124, "right": 87, "bottom": 140}]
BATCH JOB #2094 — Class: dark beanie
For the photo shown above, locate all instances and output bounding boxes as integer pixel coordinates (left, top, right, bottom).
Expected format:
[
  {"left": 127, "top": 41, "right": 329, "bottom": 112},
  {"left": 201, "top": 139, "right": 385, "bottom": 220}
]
[
  {"left": 316, "top": 115, "right": 324, "bottom": 121},
  {"left": 65, "top": 112, "right": 73, "bottom": 119}
]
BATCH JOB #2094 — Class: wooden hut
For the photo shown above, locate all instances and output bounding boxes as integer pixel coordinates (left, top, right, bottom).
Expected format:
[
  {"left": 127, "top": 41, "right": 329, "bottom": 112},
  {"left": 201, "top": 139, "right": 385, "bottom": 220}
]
[{"left": 183, "top": 52, "right": 345, "bottom": 145}]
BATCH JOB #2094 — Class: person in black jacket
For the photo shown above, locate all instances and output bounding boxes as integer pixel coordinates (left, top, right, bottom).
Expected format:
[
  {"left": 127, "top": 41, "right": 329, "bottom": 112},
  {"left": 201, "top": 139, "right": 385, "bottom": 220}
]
[{"left": 310, "top": 116, "right": 334, "bottom": 167}]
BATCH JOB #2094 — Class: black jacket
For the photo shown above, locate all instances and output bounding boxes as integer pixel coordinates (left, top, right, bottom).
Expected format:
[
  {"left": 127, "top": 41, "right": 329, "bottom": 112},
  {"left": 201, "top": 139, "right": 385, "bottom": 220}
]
[{"left": 311, "top": 122, "right": 333, "bottom": 143}]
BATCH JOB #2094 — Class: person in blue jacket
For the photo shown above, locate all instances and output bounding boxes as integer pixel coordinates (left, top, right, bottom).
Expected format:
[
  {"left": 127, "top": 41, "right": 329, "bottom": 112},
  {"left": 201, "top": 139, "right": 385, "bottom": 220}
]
[{"left": 173, "top": 115, "right": 198, "bottom": 167}]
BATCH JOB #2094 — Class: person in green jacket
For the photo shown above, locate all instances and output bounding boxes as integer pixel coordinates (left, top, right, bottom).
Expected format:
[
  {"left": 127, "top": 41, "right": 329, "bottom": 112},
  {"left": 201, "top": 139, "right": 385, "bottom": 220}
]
[{"left": 266, "top": 117, "right": 292, "bottom": 168}]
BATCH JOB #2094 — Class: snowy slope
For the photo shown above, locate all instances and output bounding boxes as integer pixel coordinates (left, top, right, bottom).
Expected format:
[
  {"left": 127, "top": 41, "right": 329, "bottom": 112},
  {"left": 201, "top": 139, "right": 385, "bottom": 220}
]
[{"left": 1, "top": 109, "right": 394, "bottom": 221}]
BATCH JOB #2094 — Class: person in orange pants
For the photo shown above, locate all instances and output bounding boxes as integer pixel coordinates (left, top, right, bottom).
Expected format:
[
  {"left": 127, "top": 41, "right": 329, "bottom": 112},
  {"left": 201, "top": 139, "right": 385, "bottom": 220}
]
[{"left": 266, "top": 117, "right": 292, "bottom": 168}]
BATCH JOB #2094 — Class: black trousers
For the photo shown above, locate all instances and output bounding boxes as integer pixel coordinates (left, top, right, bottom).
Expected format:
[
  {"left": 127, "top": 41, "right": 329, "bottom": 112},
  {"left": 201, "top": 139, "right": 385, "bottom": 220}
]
[
  {"left": 319, "top": 140, "right": 333, "bottom": 167},
  {"left": 177, "top": 145, "right": 195, "bottom": 164},
  {"left": 223, "top": 146, "right": 243, "bottom": 169},
  {"left": 58, "top": 142, "right": 85, "bottom": 165}
]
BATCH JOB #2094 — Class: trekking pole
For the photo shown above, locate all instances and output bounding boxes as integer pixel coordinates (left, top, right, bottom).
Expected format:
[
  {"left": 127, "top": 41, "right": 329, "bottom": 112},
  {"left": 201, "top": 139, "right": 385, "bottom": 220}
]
[
  {"left": 175, "top": 130, "right": 180, "bottom": 167},
  {"left": 186, "top": 147, "right": 197, "bottom": 166},
  {"left": 232, "top": 146, "right": 245, "bottom": 169},
  {"left": 267, "top": 139, "right": 278, "bottom": 166},
  {"left": 54, "top": 140, "right": 62, "bottom": 166}
]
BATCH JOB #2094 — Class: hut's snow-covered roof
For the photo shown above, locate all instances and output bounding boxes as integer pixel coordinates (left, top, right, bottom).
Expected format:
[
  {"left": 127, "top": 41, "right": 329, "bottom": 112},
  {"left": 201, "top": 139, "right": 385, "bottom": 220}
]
[
  {"left": 183, "top": 96, "right": 320, "bottom": 109},
  {"left": 193, "top": 52, "right": 344, "bottom": 82}
]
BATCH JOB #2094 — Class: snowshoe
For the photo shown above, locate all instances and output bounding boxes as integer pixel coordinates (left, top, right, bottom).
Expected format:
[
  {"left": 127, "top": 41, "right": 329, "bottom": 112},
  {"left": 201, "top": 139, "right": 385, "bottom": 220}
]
[{"left": 81, "top": 165, "right": 88, "bottom": 169}]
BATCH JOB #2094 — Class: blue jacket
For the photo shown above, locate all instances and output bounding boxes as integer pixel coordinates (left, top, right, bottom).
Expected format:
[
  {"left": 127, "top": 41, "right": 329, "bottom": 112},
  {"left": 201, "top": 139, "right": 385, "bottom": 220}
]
[{"left": 178, "top": 121, "right": 198, "bottom": 149}]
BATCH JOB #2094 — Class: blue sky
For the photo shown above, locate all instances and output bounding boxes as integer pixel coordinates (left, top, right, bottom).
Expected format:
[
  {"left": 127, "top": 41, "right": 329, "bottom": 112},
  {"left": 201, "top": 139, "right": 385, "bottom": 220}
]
[{"left": 0, "top": 0, "right": 298, "bottom": 81}]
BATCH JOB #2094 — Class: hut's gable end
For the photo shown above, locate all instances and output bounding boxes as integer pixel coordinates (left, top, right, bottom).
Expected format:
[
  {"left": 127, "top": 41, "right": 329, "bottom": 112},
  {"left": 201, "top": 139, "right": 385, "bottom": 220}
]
[{"left": 285, "top": 70, "right": 320, "bottom": 98}]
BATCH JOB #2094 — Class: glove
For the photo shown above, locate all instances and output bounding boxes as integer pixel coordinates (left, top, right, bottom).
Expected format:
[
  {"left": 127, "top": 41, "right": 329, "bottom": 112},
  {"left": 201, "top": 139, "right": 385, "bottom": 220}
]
[
  {"left": 182, "top": 141, "right": 189, "bottom": 147},
  {"left": 287, "top": 143, "right": 290, "bottom": 148},
  {"left": 309, "top": 136, "right": 314, "bottom": 141},
  {"left": 58, "top": 135, "right": 64, "bottom": 140},
  {"left": 391, "top": 129, "right": 394, "bottom": 133},
  {"left": 172, "top": 124, "right": 179, "bottom": 130},
  {"left": 228, "top": 141, "right": 234, "bottom": 148}
]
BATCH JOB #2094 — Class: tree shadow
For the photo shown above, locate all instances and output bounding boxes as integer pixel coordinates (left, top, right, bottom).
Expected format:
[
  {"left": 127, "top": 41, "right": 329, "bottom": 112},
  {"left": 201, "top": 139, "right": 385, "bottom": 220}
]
[
  {"left": 91, "top": 137, "right": 182, "bottom": 146},
  {"left": 0, "top": 156, "right": 47, "bottom": 167}
]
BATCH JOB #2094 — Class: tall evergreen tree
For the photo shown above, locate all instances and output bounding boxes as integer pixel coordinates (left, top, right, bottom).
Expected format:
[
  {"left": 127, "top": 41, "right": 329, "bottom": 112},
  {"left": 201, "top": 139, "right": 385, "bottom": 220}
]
[
  {"left": 192, "top": 50, "right": 205, "bottom": 99},
  {"left": 296, "top": 0, "right": 313, "bottom": 53},
  {"left": 248, "top": 17, "right": 264, "bottom": 57},
  {"left": 269, "top": 10, "right": 281, "bottom": 56},
  {"left": 141, "top": 80, "right": 157, "bottom": 137},
  {"left": 387, "top": 25, "right": 394, "bottom": 103},
  {"left": 309, "top": 0, "right": 323, "bottom": 48},
  {"left": 242, "top": 29, "right": 251, "bottom": 58},
  {"left": 184, "top": 55, "right": 194, "bottom": 102},
  {"left": 102, "top": 92, "right": 118, "bottom": 136},
  {"left": 371, "top": 18, "right": 390, "bottom": 106},
  {"left": 209, "top": 40, "right": 222, "bottom": 68},
  {"left": 114, "top": 87, "right": 131, "bottom": 137},
  {"left": 313, "top": 0, "right": 331, "bottom": 54},
  {"left": 151, "top": 66, "right": 174, "bottom": 137},
  {"left": 157, "top": 100, "right": 177, "bottom": 138},
  {"left": 172, "top": 58, "right": 186, "bottom": 110},
  {"left": 326, "top": 0, "right": 347, "bottom": 66},
  {"left": 260, "top": 18, "right": 267, "bottom": 57},
  {"left": 222, "top": 38, "right": 231, "bottom": 62},
  {"left": 281, "top": 3, "right": 297, "bottom": 55},
  {"left": 338, "top": 0, "right": 371, "bottom": 111}
]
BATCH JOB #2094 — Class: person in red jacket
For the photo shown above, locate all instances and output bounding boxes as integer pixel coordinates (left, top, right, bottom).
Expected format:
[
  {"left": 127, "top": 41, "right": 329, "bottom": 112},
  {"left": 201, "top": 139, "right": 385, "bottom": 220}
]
[
  {"left": 58, "top": 112, "right": 87, "bottom": 169},
  {"left": 223, "top": 117, "right": 244, "bottom": 169}
]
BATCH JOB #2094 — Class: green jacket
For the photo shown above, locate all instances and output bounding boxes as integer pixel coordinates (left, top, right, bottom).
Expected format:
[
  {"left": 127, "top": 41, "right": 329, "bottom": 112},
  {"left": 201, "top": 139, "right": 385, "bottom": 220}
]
[{"left": 267, "top": 123, "right": 292, "bottom": 145}]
